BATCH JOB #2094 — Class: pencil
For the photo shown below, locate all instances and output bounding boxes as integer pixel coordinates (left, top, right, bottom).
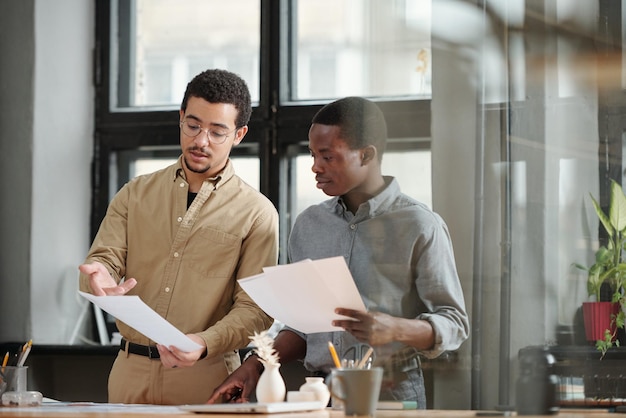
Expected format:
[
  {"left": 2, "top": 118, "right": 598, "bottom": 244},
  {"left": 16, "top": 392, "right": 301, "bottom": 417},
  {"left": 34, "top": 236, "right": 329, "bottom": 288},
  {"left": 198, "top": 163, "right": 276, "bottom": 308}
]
[
  {"left": 1, "top": 352, "right": 8, "bottom": 368},
  {"left": 327, "top": 341, "right": 341, "bottom": 368},
  {"left": 357, "top": 347, "right": 374, "bottom": 369},
  {"left": 16, "top": 340, "right": 32, "bottom": 367},
  {"left": 17, "top": 341, "right": 32, "bottom": 367}
]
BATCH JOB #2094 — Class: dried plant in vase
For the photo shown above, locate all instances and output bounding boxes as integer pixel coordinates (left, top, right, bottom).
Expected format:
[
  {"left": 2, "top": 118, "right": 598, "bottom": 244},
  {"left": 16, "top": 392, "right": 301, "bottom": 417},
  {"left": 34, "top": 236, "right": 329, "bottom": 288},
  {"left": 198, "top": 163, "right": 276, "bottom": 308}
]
[
  {"left": 249, "top": 330, "right": 285, "bottom": 403},
  {"left": 249, "top": 330, "right": 280, "bottom": 367}
]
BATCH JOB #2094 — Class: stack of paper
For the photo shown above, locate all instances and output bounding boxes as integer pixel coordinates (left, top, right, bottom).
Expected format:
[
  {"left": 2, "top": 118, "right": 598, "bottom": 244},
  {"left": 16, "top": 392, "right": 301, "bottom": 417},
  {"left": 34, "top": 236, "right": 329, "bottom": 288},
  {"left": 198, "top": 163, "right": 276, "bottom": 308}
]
[
  {"left": 238, "top": 256, "right": 365, "bottom": 334},
  {"left": 78, "top": 256, "right": 364, "bottom": 347}
]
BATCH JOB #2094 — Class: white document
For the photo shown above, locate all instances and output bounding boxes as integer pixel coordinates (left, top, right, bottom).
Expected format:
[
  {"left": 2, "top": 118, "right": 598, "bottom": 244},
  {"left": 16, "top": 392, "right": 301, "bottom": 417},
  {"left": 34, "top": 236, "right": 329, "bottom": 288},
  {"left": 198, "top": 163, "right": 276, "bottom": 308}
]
[
  {"left": 78, "top": 291, "right": 203, "bottom": 352},
  {"left": 238, "top": 256, "right": 366, "bottom": 334}
]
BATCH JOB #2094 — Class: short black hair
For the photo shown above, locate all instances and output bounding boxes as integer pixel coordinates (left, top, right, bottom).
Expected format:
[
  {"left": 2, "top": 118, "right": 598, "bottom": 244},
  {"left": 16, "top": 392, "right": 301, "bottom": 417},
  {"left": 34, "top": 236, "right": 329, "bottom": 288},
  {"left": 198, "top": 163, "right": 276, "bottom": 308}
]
[
  {"left": 312, "top": 97, "right": 387, "bottom": 158},
  {"left": 180, "top": 69, "right": 252, "bottom": 128}
]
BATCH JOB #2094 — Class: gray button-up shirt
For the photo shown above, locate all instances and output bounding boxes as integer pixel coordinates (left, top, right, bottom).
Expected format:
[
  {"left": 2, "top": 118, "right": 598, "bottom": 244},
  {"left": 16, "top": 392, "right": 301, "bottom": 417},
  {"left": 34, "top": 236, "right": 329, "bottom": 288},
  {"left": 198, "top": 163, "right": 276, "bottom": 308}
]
[{"left": 287, "top": 177, "right": 469, "bottom": 374}]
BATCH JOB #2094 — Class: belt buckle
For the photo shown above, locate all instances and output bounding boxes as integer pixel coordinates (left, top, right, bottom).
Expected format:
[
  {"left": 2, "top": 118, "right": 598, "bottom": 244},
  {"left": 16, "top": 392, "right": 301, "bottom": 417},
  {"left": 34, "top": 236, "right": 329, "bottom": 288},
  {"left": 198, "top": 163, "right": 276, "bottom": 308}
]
[
  {"left": 147, "top": 345, "right": 156, "bottom": 359},
  {"left": 400, "top": 357, "right": 419, "bottom": 372},
  {"left": 387, "top": 347, "right": 420, "bottom": 371}
]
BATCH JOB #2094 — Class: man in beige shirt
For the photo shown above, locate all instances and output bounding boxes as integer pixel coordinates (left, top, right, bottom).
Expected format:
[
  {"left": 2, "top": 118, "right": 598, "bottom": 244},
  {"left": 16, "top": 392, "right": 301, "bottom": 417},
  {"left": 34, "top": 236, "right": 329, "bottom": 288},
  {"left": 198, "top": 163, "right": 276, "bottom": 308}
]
[{"left": 79, "top": 69, "right": 277, "bottom": 405}]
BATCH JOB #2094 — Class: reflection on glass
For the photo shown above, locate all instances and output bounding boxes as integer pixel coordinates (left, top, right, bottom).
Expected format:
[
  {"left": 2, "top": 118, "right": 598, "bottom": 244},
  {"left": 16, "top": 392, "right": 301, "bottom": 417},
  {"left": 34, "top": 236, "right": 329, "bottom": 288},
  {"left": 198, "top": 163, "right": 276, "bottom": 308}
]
[
  {"left": 112, "top": 0, "right": 260, "bottom": 109},
  {"left": 293, "top": 0, "right": 432, "bottom": 101}
]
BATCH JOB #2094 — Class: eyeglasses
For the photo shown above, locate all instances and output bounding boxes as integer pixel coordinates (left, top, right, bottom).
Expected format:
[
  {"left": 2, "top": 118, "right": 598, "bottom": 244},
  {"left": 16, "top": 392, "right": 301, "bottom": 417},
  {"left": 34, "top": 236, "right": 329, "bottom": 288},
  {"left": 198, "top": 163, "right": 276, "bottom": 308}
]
[{"left": 179, "top": 118, "right": 238, "bottom": 145}]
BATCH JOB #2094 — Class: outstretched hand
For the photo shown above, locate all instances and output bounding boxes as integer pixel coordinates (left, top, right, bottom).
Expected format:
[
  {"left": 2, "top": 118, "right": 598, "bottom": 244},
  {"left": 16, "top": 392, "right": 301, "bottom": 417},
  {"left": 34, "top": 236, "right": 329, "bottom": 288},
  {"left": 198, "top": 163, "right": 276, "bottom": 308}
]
[
  {"left": 79, "top": 261, "right": 137, "bottom": 296},
  {"left": 206, "top": 358, "right": 263, "bottom": 404}
]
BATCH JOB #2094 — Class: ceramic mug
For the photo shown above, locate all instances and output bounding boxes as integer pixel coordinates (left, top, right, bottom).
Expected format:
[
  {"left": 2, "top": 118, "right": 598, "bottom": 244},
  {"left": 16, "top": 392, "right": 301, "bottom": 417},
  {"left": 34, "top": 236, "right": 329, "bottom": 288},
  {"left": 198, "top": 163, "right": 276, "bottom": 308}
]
[{"left": 330, "top": 367, "right": 383, "bottom": 416}]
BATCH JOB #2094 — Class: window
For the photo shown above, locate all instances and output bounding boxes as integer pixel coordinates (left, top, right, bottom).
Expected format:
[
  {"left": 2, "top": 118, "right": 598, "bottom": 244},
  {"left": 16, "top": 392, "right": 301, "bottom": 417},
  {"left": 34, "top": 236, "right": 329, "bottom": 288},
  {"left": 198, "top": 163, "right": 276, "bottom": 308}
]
[
  {"left": 292, "top": 0, "right": 432, "bottom": 101},
  {"left": 111, "top": 0, "right": 261, "bottom": 110},
  {"left": 109, "top": 0, "right": 432, "bottom": 110},
  {"left": 93, "top": 0, "right": 432, "bottom": 359},
  {"left": 94, "top": 0, "right": 432, "bottom": 246}
]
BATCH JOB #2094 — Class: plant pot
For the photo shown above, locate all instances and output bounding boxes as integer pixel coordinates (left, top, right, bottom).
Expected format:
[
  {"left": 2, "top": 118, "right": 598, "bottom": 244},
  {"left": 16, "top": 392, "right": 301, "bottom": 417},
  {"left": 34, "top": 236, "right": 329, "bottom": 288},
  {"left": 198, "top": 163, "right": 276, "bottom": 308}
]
[{"left": 582, "top": 301, "right": 621, "bottom": 342}]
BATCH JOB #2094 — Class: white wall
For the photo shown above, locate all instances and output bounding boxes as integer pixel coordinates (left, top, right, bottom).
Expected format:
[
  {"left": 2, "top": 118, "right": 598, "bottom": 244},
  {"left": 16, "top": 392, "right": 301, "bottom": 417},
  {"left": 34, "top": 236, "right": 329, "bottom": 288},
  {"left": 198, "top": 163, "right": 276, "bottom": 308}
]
[
  {"left": 31, "top": 0, "right": 94, "bottom": 342},
  {"left": 0, "top": 0, "right": 93, "bottom": 344},
  {"left": 0, "top": 0, "right": 35, "bottom": 343}
]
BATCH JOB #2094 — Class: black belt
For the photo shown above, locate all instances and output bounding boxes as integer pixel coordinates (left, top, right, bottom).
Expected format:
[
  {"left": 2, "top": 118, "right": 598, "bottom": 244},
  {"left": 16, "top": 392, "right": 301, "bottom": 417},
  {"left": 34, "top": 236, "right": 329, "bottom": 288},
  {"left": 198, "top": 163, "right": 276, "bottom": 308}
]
[{"left": 120, "top": 338, "right": 160, "bottom": 359}]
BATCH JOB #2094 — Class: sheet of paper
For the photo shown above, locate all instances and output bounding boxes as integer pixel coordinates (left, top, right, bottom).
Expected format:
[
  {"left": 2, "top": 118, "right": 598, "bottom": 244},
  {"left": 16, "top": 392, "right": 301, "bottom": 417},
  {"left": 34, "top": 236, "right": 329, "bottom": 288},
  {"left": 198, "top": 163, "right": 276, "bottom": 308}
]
[
  {"left": 238, "top": 256, "right": 366, "bottom": 333},
  {"left": 78, "top": 291, "right": 203, "bottom": 352},
  {"left": 9, "top": 401, "right": 186, "bottom": 414}
]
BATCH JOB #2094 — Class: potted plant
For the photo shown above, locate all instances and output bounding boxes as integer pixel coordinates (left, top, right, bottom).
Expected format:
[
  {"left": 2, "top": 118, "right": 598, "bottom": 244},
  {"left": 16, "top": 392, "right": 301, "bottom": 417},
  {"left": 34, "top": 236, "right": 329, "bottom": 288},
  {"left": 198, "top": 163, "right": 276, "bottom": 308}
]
[{"left": 575, "top": 179, "right": 626, "bottom": 357}]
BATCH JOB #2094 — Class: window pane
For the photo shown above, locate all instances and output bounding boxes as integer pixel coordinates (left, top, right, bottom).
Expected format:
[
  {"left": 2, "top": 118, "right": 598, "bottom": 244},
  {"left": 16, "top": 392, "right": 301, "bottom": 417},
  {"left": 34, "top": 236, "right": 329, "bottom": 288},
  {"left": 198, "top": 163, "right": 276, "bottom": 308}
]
[
  {"left": 134, "top": 158, "right": 177, "bottom": 177},
  {"left": 383, "top": 148, "right": 431, "bottom": 208},
  {"left": 111, "top": 0, "right": 260, "bottom": 110},
  {"left": 292, "top": 0, "right": 431, "bottom": 101}
]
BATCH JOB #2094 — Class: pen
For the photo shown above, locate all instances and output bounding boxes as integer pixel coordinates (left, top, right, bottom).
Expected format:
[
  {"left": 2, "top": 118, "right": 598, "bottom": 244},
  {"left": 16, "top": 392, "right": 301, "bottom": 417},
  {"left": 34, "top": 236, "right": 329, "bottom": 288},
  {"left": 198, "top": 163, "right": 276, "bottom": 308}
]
[
  {"left": 357, "top": 347, "right": 374, "bottom": 369},
  {"left": 327, "top": 342, "right": 341, "bottom": 368}
]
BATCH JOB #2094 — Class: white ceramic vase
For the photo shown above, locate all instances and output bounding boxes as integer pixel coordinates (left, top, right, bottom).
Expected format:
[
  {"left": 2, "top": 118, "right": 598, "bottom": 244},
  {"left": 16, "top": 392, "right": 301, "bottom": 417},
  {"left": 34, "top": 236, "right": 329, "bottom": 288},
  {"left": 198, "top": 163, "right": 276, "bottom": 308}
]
[
  {"left": 256, "top": 363, "right": 286, "bottom": 403},
  {"left": 299, "top": 377, "right": 330, "bottom": 406}
]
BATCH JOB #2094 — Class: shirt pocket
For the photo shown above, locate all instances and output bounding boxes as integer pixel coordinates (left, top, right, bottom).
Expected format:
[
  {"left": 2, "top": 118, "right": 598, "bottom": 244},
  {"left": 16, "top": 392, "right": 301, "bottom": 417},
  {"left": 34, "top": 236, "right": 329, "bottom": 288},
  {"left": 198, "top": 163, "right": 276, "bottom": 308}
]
[{"left": 186, "top": 226, "right": 241, "bottom": 278}]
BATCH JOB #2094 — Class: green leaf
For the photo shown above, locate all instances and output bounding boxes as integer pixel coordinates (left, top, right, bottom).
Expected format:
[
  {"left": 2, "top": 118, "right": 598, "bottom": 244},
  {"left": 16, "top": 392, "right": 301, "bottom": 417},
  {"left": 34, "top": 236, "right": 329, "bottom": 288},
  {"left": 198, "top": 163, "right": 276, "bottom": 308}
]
[
  {"left": 594, "top": 247, "right": 612, "bottom": 264},
  {"left": 592, "top": 193, "right": 615, "bottom": 238},
  {"left": 610, "top": 180, "right": 626, "bottom": 232},
  {"left": 596, "top": 328, "right": 616, "bottom": 359},
  {"left": 616, "top": 311, "right": 626, "bottom": 329},
  {"left": 587, "top": 269, "right": 603, "bottom": 299},
  {"left": 612, "top": 291, "right": 622, "bottom": 303}
]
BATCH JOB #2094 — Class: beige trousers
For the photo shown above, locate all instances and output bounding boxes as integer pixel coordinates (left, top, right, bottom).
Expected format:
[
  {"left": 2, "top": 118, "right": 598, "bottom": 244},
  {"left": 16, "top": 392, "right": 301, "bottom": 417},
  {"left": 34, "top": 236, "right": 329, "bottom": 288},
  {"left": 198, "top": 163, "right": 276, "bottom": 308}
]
[{"left": 108, "top": 349, "right": 240, "bottom": 405}]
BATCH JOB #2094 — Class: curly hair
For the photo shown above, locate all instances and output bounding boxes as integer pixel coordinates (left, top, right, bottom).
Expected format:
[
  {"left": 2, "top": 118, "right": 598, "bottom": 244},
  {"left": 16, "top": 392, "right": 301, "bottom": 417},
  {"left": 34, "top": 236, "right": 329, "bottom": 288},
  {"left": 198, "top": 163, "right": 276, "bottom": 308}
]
[
  {"left": 312, "top": 97, "right": 387, "bottom": 159},
  {"left": 180, "top": 69, "right": 252, "bottom": 128}
]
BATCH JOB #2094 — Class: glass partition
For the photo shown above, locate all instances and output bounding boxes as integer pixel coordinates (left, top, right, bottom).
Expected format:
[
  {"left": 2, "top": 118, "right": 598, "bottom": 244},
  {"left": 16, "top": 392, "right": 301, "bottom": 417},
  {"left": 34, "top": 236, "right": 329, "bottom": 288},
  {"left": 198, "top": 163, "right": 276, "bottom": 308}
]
[{"left": 91, "top": 0, "right": 626, "bottom": 412}]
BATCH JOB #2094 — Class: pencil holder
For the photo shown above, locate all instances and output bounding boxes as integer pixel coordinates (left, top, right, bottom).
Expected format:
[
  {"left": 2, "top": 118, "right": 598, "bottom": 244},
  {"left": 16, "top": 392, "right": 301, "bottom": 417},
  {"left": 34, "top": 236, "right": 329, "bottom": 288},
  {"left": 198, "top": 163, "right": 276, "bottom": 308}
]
[
  {"left": 0, "top": 366, "right": 42, "bottom": 407},
  {"left": 0, "top": 366, "right": 27, "bottom": 395}
]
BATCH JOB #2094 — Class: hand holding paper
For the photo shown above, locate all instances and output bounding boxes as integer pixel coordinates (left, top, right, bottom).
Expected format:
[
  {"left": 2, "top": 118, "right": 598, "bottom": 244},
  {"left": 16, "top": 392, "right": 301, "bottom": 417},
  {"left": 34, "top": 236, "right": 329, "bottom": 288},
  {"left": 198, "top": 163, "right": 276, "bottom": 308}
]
[
  {"left": 78, "top": 291, "right": 202, "bottom": 352},
  {"left": 238, "top": 256, "right": 366, "bottom": 333}
]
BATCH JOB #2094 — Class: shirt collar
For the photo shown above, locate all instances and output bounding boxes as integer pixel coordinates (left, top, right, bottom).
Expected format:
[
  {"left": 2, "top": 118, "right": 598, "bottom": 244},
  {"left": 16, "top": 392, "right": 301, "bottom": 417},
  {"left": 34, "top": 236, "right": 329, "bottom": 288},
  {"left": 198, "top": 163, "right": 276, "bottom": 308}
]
[
  {"left": 336, "top": 176, "right": 400, "bottom": 220},
  {"left": 172, "top": 156, "right": 235, "bottom": 189}
]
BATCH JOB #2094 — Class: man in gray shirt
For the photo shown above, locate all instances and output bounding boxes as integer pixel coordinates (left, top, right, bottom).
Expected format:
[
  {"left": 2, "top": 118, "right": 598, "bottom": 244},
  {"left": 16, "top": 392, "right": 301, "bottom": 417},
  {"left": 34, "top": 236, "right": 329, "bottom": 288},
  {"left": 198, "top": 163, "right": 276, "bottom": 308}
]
[{"left": 208, "top": 96, "right": 469, "bottom": 407}]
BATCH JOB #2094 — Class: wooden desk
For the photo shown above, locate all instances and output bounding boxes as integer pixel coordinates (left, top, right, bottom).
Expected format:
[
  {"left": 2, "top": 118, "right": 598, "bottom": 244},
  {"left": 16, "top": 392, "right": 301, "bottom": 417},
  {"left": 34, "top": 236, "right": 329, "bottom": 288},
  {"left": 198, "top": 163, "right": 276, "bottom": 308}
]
[{"left": 0, "top": 407, "right": 618, "bottom": 418}]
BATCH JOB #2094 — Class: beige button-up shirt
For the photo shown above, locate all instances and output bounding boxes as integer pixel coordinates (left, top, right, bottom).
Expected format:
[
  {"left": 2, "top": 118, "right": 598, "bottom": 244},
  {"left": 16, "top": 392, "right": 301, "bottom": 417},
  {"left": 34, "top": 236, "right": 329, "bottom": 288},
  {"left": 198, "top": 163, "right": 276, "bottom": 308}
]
[{"left": 80, "top": 157, "right": 276, "bottom": 357}]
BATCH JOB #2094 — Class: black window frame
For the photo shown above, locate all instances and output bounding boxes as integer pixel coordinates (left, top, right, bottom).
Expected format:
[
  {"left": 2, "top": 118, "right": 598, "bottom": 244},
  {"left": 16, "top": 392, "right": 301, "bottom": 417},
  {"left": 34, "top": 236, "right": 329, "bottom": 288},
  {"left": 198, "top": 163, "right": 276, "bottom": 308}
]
[{"left": 93, "top": 0, "right": 432, "bottom": 243}]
